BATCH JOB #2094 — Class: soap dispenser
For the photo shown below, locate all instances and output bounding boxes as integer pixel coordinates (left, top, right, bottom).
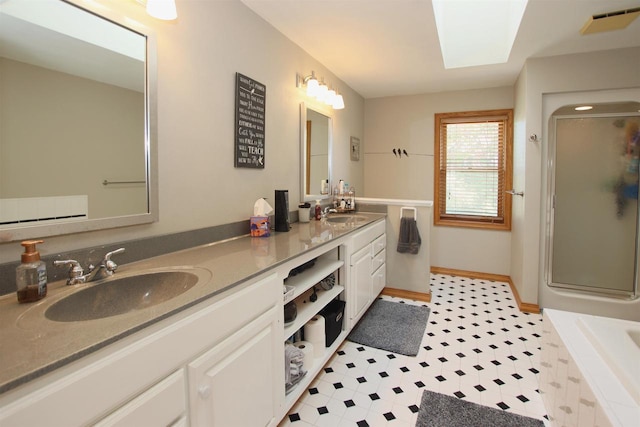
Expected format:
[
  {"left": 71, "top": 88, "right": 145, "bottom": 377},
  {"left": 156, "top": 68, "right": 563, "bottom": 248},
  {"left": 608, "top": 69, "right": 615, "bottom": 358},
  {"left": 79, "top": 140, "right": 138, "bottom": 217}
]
[{"left": 16, "top": 240, "right": 47, "bottom": 303}]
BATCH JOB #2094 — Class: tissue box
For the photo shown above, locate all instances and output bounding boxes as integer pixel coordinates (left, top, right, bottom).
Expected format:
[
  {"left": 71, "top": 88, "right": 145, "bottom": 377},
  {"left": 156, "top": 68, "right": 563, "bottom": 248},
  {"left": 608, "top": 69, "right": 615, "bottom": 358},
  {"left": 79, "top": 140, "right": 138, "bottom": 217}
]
[{"left": 250, "top": 216, "right": 270, "bottom": 237}]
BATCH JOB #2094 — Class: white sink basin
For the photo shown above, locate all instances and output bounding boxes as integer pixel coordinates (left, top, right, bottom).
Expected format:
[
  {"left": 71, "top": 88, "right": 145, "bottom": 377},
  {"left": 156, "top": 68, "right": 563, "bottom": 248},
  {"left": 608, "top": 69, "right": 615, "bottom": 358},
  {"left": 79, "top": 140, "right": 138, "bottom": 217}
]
[{"left": 45, "top": 271, "right": 200, "bottom": 322}]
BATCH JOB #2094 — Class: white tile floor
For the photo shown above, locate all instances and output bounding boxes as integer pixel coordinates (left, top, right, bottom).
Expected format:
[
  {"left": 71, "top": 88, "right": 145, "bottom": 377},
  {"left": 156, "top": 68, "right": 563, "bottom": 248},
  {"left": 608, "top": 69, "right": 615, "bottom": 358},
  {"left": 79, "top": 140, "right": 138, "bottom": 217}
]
[{"left": 279, "top": 274, "right": 547, "bottom": 427}]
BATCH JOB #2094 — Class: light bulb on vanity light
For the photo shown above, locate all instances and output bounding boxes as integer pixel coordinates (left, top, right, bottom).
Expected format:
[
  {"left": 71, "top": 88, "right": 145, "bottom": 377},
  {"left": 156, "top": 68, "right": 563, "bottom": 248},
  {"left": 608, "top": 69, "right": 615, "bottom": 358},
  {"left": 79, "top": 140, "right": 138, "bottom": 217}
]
[
  {"left": 306, "top": 72, "right": 319, "bottom": 97},
  {"left": 332, "top": 93, "right": 345, "bottom": 110},
  {"left": 325, "top": 88, "right": 336, "bottom": 106},
  {"left": 146, "top": 0, "right": 177, "bottom": 20},
  {"left": 316, "top": 80, "right": 328, "bottom": 102}
]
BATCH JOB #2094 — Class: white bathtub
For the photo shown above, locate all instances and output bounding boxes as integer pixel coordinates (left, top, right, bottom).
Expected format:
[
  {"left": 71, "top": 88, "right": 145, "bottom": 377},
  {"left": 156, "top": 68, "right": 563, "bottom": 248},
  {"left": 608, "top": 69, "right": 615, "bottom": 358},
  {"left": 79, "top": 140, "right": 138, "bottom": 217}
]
[
  {"left": 541, "top": 309, "right": 640, "bottom": 427},
  {"left": 577, "top": 316, "right": 640, "bottom": 406}
]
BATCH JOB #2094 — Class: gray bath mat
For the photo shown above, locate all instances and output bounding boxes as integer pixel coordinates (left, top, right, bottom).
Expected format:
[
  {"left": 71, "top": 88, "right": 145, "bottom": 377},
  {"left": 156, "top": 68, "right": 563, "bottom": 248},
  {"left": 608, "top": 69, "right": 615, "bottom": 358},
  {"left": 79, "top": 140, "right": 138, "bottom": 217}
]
[
  {"left": 415, "top": 390, "right": 545, "bottom": 427},
  {"left": 348, "top": 299, "right": 429, "bottom": 356}
]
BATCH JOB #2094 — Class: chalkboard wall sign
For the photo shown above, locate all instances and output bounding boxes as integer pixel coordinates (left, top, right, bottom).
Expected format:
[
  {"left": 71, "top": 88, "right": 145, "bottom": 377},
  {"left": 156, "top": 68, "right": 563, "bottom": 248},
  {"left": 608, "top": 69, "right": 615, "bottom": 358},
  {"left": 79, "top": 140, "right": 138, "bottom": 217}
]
[{"left": 234, "top": 73, "right": 266, "bottom": 168}]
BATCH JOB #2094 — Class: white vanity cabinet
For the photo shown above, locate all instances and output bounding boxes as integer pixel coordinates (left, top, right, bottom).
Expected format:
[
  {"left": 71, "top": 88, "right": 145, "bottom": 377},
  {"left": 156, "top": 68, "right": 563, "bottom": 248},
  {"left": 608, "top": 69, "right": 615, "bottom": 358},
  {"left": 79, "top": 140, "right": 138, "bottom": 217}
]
[
  {"left": 349, "top": 220, "right": 386, "bottom": 326},
  {"left": 188, "top": 307, "right": 279, "bottom": 427},
  {"left": 93, "top": 369, "right": 187, "bottom": 427},
  {"left": 0, "top": 216, "right": 389, "bottom": 427},
  {"left": 0, "top": 272, "right": 281, "bottom": 427}
]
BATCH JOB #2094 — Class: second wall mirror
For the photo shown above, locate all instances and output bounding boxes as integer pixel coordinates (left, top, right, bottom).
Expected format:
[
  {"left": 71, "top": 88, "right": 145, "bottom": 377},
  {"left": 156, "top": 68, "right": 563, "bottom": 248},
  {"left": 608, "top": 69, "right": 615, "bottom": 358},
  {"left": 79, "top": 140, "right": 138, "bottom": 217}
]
[{"left": 300, "top": 103, "right": 331, "bottom": 202}]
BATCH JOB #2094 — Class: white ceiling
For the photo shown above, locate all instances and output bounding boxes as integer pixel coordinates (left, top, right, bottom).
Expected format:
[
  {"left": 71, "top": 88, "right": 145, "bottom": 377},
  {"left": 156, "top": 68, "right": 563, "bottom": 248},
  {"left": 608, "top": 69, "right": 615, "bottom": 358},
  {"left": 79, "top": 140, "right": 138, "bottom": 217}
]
[{"left": 240, "top": 0, "right": 640, "bottom": 99}]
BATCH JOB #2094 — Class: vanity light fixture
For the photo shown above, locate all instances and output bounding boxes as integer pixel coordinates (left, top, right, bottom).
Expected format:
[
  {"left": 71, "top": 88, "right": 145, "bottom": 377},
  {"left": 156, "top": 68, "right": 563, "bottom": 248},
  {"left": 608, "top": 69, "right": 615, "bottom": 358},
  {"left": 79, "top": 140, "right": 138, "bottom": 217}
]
[
  {"left": 297, "top": 72, "right": 346, "bottom": 110},
  {"left": 144, "top": 0, "right": 177, "bottom": 20}
]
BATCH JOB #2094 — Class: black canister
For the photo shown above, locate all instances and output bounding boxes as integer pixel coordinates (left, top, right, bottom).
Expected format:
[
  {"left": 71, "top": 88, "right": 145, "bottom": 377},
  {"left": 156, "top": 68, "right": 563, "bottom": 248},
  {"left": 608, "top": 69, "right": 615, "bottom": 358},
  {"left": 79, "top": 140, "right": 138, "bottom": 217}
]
[{"left": 274, "top": 190, "right": 290, "bottom": 232}]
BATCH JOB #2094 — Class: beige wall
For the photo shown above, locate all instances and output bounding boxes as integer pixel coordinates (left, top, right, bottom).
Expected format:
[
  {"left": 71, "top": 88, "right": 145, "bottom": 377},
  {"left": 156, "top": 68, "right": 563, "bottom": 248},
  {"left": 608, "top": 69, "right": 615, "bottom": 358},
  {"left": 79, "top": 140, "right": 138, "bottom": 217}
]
[
  {"left": 363, "top": 87, "right": 514, "bottom": 275},
  {"left": 0, "top": 0, "right": 365, "bottom": 262},
  {"left": 513, "top": 47, "right": 640, "bottom": 317}
]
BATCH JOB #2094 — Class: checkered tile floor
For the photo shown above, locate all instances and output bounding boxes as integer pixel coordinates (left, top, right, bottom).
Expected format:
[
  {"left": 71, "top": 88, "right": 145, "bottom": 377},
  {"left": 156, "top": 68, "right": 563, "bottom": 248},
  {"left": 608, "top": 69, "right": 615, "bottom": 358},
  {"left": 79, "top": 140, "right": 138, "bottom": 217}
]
[{"left": 279, "top": 274, "right": 547, "bottom": 426}]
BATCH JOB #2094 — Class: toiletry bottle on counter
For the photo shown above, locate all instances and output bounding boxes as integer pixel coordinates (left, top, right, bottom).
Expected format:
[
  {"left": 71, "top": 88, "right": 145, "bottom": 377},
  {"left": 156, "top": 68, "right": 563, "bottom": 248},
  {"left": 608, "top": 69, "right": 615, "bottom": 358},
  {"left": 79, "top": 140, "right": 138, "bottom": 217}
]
[
  {"left": 315, "top": 200, "right": 322, "bottom": 220},
  {"left": 349, "top": 187, "right": 356, "bottom": 209},
  {"left": 16, "top": 240, "right": 47, "bottom": 303}
]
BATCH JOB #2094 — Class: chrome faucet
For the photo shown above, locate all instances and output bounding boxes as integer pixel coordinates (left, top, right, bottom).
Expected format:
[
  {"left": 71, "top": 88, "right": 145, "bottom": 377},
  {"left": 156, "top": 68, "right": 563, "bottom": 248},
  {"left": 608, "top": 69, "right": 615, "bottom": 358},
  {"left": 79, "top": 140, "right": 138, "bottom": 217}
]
[
  {"left": 54, "top": 248, "right": 125, "bottom": 285},
  {"left": 322, "top": 207, "right": 337, "bottom": 218},
  {"left": 322, "top": 206, "right": 338, "bottom": 216}
]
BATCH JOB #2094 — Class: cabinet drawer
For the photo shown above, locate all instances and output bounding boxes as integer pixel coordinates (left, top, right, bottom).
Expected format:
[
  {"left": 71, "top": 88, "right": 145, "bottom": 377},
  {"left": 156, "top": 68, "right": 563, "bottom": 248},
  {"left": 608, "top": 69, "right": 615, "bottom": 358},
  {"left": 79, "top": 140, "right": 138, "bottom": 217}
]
[
  {"left": 372, "top": 249, "right": 386, "bottom": 273},
  {"left": 373, "top": 234, "right": 386, "bottom": 255},
  {"left": 352, "top": 220, "right": 385, "bottom": 252},
  {"left": 94, "top": 370, "right": 186, "bottom": 427}
]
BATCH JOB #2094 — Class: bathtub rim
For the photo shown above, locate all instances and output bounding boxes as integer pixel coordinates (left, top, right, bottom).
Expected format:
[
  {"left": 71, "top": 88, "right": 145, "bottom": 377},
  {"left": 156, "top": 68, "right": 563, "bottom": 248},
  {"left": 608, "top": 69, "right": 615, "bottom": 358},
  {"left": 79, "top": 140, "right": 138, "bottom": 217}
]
[{"left": 543, "top": 309, "right": 639, "bottom": 427}]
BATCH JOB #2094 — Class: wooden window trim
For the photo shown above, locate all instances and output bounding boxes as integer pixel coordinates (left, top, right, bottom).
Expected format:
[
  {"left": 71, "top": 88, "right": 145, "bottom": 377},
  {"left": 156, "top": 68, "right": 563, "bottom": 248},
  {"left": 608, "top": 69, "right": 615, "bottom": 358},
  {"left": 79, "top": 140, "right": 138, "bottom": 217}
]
[{"left": 434, "top": 109, "right": 513, "bottom": 231}]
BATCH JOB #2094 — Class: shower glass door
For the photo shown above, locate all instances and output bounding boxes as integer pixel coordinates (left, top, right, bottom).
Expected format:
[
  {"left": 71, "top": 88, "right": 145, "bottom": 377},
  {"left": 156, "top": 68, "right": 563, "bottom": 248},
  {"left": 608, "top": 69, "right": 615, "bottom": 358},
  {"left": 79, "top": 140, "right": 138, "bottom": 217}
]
[{"left": 549, "top": 110, "right": 640, "bottom": 296}]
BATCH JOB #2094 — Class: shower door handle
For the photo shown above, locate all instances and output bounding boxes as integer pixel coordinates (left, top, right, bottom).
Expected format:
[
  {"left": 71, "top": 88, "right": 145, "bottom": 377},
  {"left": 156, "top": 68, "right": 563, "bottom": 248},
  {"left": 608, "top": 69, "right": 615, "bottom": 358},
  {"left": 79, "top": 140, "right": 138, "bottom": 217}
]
[{"left": 506, "top": 189, "right": 524, "bottom": 197}]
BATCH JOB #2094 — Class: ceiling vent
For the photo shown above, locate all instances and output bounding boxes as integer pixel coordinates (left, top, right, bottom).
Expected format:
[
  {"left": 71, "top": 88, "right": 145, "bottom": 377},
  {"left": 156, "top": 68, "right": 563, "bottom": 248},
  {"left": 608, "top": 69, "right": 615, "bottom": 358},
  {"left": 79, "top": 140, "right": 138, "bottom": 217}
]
[{"left": 580, "top": 7, "right": 640, "bottom": 35}]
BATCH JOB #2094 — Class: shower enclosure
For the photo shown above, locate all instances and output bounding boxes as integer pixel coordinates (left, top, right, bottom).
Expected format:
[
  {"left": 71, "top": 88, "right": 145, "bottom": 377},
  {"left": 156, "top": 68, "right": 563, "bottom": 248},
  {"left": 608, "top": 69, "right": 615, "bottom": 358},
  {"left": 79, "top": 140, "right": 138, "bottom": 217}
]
[{"left": 546, "top": 102, "right": 640, "bottom": 298}]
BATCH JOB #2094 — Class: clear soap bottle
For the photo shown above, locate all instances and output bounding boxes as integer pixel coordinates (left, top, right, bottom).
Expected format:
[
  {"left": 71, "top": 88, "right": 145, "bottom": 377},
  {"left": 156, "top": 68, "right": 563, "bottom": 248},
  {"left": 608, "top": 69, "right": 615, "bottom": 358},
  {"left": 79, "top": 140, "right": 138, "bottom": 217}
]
[{"left": 16, "top": 240, "right": 47, "bottom": 303}]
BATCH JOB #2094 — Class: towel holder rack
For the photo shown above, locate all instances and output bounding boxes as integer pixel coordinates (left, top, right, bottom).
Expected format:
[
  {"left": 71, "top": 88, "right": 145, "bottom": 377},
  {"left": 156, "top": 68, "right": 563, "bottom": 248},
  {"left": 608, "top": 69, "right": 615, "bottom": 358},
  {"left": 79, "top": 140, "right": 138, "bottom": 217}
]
[
  {"left": 400, "top": 207, "right": 417, "bottom": 220},
  {"left": 103, "top": 179, "right": 145, "bottom": 186}
]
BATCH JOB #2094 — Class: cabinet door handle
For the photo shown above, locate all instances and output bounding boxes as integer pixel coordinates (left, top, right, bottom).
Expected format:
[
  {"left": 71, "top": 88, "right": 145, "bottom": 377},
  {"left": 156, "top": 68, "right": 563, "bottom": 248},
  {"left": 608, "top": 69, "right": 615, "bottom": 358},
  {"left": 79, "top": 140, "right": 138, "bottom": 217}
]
[{"left": 198, "top": 384, "right": 211, "bottom": 399}]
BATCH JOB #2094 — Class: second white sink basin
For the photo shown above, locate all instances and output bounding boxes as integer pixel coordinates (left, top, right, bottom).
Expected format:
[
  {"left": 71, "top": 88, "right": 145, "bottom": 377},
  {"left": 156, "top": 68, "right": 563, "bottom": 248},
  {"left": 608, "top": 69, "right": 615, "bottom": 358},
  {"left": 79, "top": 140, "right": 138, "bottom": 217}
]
[{"left": 326, "top": 215, "right": 368, "bottom": 224}]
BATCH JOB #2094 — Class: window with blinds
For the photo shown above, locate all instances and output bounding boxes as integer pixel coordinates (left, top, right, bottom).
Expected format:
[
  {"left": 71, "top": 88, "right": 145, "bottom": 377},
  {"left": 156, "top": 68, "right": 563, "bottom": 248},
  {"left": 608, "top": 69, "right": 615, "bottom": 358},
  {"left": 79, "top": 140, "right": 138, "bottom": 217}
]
[{"left": 434, "top": 109, "right": 513, "bottom": 230}]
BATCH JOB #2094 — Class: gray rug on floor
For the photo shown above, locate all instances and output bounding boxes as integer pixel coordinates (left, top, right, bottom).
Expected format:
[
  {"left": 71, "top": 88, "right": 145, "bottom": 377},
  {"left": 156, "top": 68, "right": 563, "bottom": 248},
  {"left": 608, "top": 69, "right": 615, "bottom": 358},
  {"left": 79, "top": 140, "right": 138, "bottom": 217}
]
[
  {"left": 347, "top": 299, "right": 429, "bottom": 356},
  {"left": 415, "top": 390, "right": 544, "bottom": 427}
]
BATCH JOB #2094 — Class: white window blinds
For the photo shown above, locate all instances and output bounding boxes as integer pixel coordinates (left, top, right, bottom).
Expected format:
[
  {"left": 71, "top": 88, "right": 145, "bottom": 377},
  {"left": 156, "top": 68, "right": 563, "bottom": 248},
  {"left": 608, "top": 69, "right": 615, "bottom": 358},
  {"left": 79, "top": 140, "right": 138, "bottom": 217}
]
[{"left": 435, "top": 110, "right": 512, "bottom": 229}]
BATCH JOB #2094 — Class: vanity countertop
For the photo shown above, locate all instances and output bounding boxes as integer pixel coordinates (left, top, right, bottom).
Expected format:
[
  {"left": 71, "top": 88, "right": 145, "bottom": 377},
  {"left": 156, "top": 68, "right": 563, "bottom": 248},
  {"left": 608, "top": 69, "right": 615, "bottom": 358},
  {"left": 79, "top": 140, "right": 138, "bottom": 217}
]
[{"left": 0, "top": 213, "right": 385, "bottom": 395}]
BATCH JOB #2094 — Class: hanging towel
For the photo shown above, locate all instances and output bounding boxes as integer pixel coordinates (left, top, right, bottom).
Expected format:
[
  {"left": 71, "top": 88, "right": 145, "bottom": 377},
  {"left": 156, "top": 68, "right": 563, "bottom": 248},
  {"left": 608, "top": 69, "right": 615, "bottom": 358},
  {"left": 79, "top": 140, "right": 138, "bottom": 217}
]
[{"left": 397, "top": 217, "right": 421, "bottom": 254}]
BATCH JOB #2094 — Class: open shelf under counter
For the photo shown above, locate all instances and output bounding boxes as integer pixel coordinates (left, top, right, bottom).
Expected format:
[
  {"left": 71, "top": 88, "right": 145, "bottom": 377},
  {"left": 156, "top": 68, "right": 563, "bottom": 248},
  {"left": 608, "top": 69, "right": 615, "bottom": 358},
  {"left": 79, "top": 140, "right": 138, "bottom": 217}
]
[
  {"left": 284, "top": 329, "right": 349, "bottom": 409},
  {"left": 284, "top": 257, "right": 344, "bottom": 300},
  {"left": 283, "top": 285, "right": 344, "bottom": 340}
]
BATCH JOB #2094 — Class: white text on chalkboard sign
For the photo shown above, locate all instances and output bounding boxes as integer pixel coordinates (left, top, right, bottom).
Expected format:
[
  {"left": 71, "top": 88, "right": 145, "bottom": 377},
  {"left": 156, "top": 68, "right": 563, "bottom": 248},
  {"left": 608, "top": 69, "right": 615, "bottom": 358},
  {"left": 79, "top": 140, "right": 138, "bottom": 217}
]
[{"left": 235, "top": 73, "right": 266, "bottom": 168}]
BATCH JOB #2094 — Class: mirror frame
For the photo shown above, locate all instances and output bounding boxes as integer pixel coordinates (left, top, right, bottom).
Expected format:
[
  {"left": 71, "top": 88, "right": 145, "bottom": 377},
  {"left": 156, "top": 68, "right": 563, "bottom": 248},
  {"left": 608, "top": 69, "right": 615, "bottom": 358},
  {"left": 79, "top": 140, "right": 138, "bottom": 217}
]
[
  {"left": 300, "top": 102, "right": 332, "bottom": 202},
  {"left": 1, "top": 0, "right": 158, "bottom": 242}
]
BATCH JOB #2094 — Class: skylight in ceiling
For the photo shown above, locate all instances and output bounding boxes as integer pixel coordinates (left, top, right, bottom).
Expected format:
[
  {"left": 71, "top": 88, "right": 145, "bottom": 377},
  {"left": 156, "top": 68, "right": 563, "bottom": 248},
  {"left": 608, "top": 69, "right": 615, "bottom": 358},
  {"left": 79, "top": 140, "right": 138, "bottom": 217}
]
[{"left": 432, "top": 0, "right": 528, "bottom": 69}]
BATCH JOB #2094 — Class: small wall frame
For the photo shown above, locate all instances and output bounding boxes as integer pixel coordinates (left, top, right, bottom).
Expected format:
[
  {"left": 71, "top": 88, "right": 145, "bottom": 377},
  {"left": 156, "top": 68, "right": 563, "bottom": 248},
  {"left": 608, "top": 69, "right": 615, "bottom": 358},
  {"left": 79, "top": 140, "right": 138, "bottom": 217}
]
[{"left": 350, "top": 136, "right": 360, "bottom": 161}]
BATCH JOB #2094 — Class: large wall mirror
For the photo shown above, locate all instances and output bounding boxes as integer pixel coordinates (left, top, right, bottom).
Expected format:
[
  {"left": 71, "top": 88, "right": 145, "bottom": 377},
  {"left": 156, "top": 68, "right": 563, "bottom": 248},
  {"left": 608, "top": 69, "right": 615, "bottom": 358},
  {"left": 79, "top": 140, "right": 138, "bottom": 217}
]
[
  {"left": 0, "top": 0, "right": 158, "bottom": 242},
  {"left": 300, "top": 103, "right": 331, "bottom": 202}
]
